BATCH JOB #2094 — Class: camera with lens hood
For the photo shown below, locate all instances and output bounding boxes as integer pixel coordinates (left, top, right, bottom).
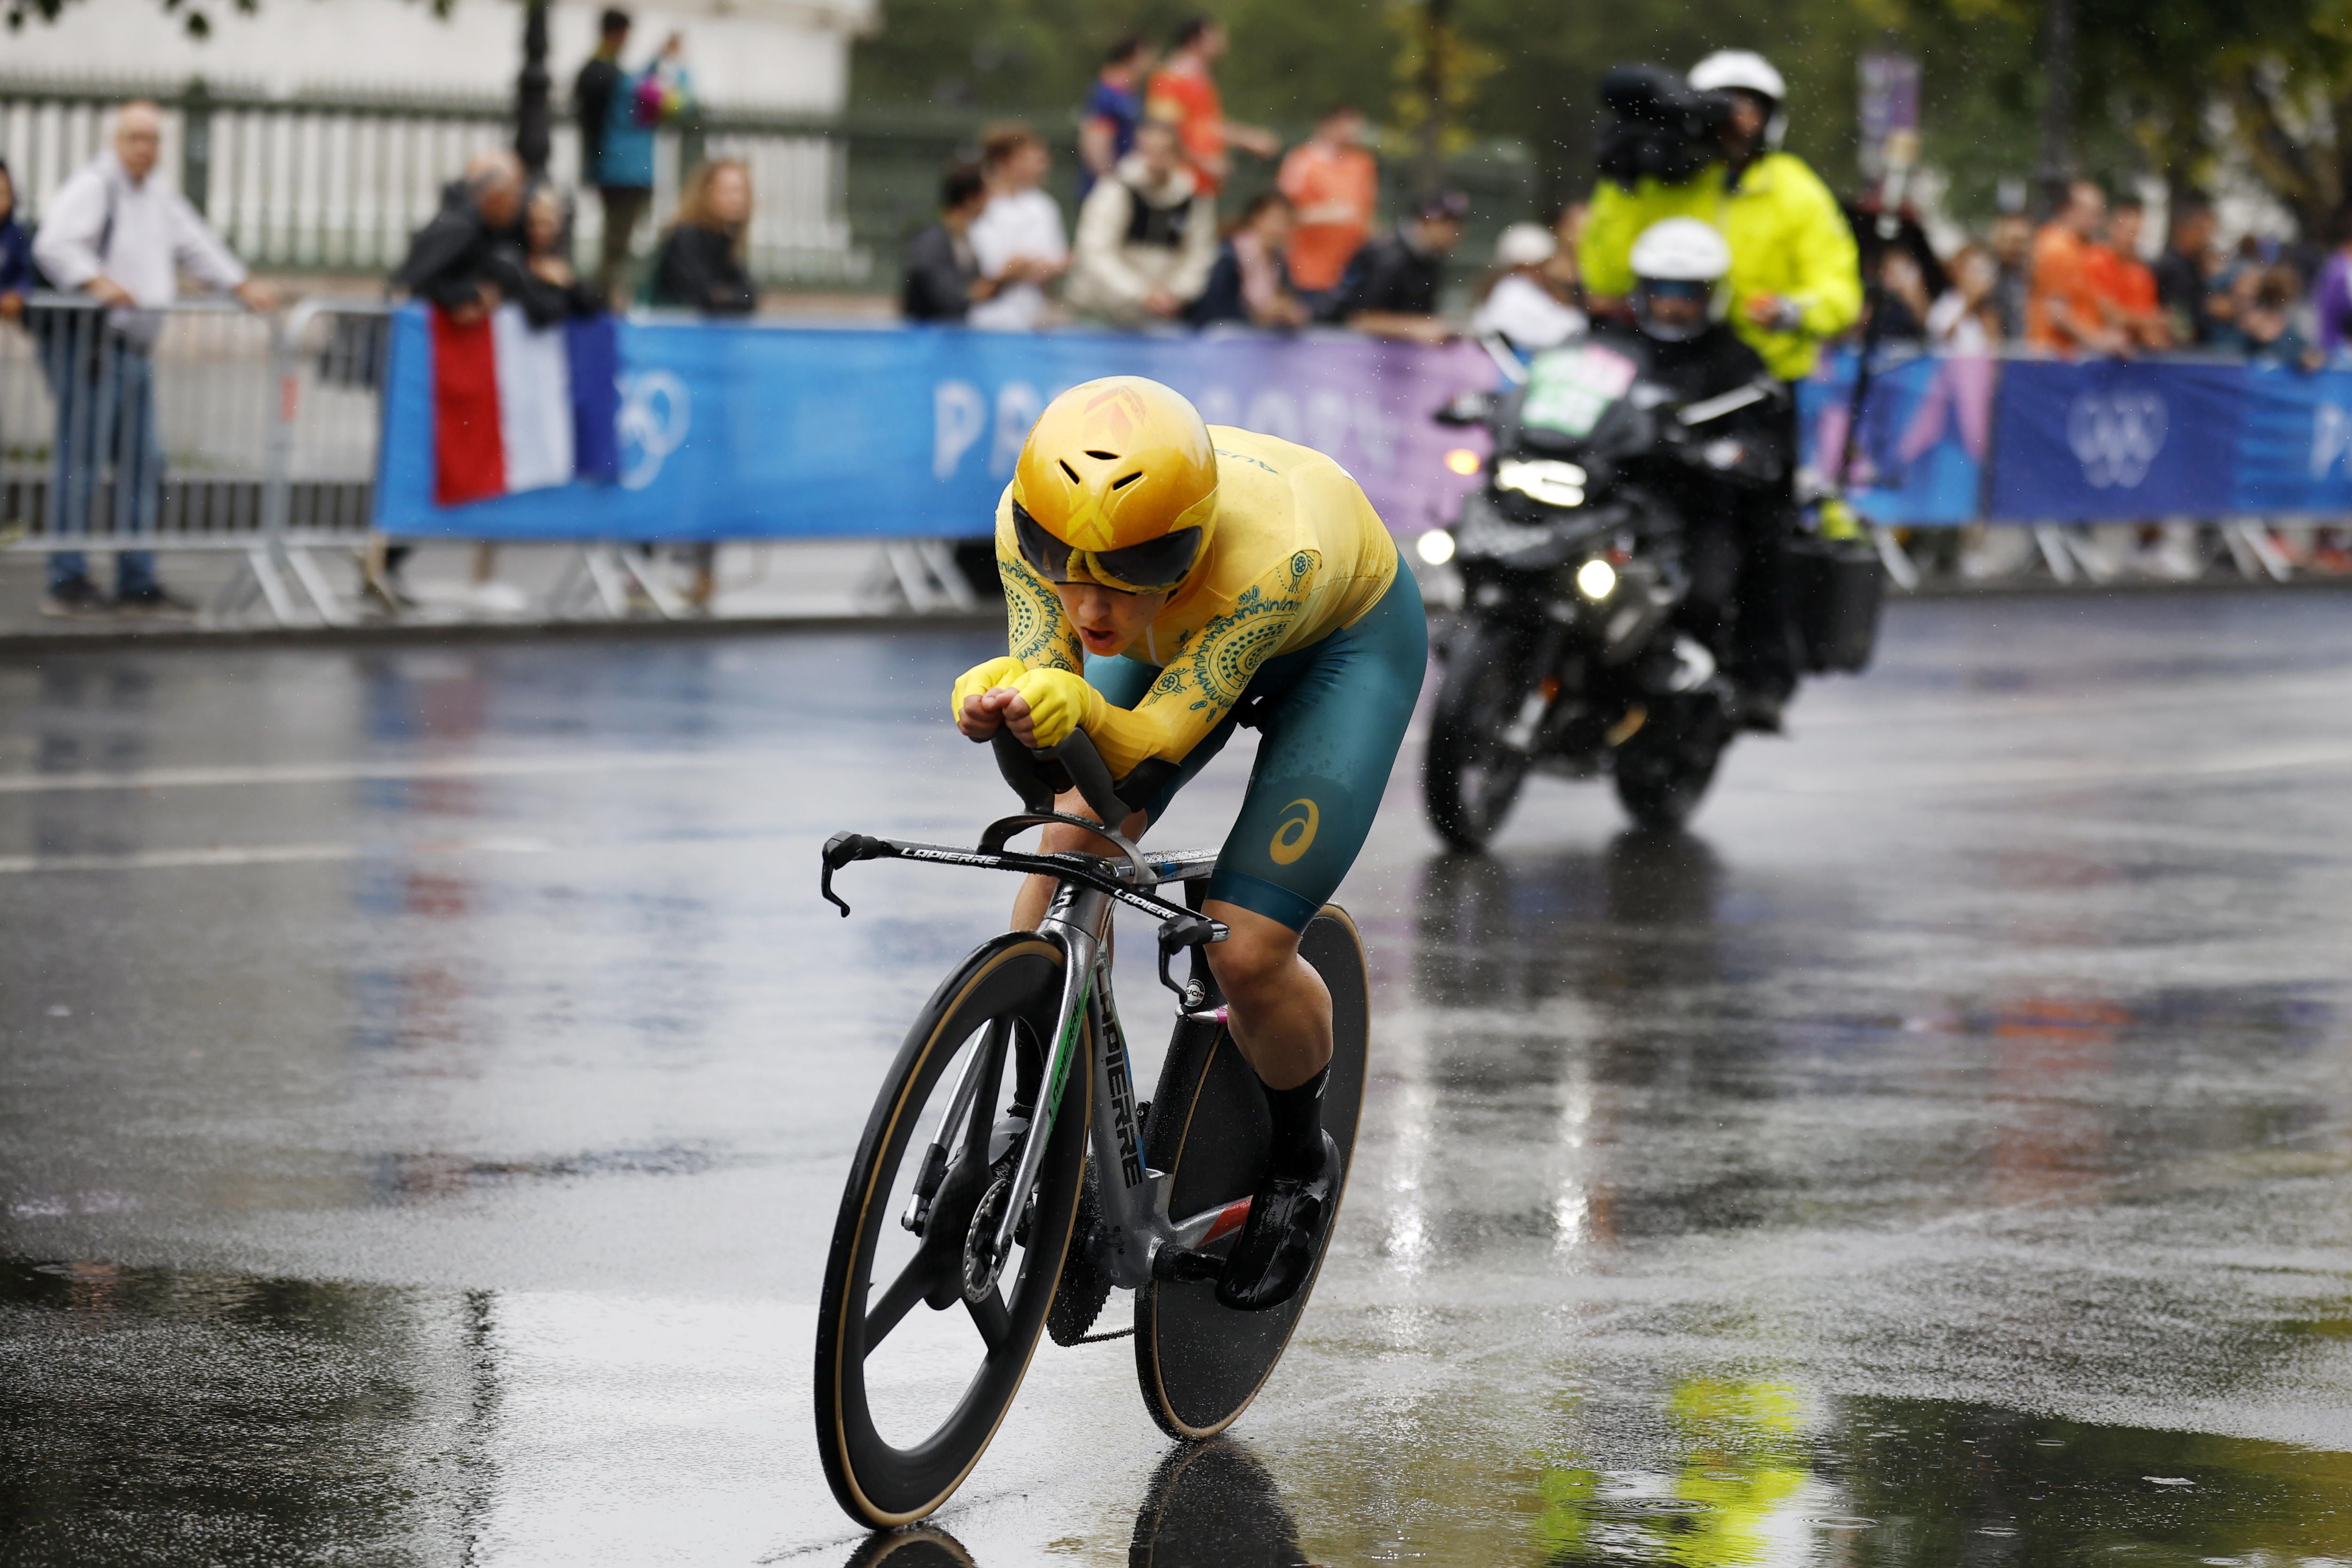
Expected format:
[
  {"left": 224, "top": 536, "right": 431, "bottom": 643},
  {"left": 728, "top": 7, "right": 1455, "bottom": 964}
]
[{"left": 1595, "top": 64, "right": 1732, "bottom": 187}]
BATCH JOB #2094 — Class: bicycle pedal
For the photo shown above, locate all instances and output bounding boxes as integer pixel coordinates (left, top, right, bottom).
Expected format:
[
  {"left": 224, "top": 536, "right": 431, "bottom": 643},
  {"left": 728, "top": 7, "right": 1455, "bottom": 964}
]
[{"left": 1152, "top": 1244, "right": 1225, "bottom": 1285}]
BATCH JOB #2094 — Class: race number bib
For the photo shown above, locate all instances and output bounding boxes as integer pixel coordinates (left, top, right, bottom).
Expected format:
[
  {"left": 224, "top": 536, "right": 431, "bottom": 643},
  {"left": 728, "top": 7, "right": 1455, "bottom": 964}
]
[{"left": 1521, "top": 345, "right": 1639, "bottom": 439}]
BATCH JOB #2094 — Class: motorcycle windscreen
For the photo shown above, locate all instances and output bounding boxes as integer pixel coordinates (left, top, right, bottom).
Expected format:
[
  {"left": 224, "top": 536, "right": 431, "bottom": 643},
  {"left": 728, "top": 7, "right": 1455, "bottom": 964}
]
[{"left": 1513, "top": 343, "right": 1643, "bottom": 450}]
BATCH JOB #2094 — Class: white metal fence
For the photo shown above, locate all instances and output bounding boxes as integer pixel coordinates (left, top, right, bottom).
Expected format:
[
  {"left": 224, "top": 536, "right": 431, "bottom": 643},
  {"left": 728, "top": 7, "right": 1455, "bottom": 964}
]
[{"left": 0, "top": 80, "right": 863, "bottom": 286}]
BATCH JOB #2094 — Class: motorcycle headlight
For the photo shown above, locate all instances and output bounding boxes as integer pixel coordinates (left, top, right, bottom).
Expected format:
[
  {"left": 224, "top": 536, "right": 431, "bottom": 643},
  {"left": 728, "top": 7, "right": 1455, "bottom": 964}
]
[
  {"left": 1494, "top": 458, "right": 1588, "bottom": 508},
  {"left": 1575, "top": 558, "right": 1618, "bottom": 600},
  {"left": 1416, "top": 528, "right": 1457, "bottom": 565}
]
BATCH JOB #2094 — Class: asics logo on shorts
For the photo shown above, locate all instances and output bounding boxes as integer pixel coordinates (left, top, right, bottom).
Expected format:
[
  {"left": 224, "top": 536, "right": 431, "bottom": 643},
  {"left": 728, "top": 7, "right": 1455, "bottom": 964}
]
[{"left": 1269, "top": 798, "right": 1319, "bottom": 865}]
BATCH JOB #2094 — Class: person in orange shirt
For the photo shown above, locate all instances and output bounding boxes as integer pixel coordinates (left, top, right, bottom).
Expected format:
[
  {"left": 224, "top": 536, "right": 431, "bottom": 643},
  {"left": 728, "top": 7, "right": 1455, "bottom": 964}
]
[
  {"left": 2082, "top": 196, "right": 2171, "bottom": 350},
  {"left": 1277, "top": 104, "right": 1378, "bottom": 298},
  {"left": 2027, "top": 180, "right": 2127, "bottom": 355},
  {"left": 1146, "top": 16, "right": 1278, "bottom": 197}
]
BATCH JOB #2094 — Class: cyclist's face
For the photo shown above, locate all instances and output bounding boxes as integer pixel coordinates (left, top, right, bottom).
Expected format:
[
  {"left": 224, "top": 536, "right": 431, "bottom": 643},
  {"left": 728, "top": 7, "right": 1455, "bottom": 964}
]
[{"left": 1054, "top": 581, "right": 1169, "bottom": 657}]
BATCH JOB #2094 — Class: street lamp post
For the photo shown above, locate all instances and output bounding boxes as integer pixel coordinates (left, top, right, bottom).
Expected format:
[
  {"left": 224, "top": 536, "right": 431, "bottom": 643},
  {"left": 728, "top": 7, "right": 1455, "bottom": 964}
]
[{"left": 517, "top": 0, "right": 553, "bottom": 179}]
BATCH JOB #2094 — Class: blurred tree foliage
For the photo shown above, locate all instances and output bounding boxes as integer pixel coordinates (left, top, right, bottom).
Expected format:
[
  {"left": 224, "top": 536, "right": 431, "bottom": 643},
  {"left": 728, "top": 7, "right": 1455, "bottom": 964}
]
[{"left": 853, "top": 0, "right": 2352, "bottom": 232}]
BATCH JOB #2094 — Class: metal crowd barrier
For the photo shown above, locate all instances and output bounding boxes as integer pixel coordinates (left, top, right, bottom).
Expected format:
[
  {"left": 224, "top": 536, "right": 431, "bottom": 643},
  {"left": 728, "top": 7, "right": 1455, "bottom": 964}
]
[{"left": 0, "top": 294, "right": 389, "bottom": 625}]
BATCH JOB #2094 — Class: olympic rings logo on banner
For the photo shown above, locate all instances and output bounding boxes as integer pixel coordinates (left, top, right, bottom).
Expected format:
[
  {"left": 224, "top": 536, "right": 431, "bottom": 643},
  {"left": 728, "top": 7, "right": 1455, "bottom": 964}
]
[
  {"left": 2065, "top": 391, "right": 2168, "bottom": 489},
  {"left": 619, "top": 371, "right": 692, "bottom": 491}
]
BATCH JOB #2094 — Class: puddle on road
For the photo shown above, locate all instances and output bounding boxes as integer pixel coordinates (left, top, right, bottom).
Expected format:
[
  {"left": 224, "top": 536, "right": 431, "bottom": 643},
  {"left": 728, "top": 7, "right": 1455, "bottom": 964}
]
[
  {"left": 0, "top": 1256, "right": 495, "bottom": 1566},
  {"left": 7, "top": 1254, "right": 2347, "bottom": 1566}
]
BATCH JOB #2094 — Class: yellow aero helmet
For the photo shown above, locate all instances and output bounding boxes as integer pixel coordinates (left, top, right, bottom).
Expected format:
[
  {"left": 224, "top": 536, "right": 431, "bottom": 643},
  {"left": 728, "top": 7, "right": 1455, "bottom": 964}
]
[{"left": 1010, "top": 376, "right": 1219, "bottom": 592}]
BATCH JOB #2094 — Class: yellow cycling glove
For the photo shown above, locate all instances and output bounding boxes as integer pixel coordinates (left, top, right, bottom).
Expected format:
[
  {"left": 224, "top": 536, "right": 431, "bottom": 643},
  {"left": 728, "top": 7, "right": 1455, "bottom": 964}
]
[
  {"left": 1009, "top": 667, "right": 1102, "bottom": 749},
  {"left": 949, "top": 655, "right": 1030, "bottom": 723}
]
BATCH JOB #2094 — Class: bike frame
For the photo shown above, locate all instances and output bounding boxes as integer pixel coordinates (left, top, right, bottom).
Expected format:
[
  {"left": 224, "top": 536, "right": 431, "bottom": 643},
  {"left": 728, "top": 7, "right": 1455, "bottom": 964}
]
[
  {"left": 821, "top": 819, "right": 1246, "bottom": 1295},
  {"left": 1032, "top": 849, "right": 1254, "bottom": 1292}
]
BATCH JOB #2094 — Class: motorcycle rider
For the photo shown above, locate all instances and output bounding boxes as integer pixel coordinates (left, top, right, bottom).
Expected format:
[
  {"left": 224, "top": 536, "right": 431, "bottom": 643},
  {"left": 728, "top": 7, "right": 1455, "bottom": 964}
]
[
  {"left": 1598, "top": 218, "right": 1788, "bottom": 686},
  {"left": 1578, "top": 49, "right": 1860, "bottom": 731}
]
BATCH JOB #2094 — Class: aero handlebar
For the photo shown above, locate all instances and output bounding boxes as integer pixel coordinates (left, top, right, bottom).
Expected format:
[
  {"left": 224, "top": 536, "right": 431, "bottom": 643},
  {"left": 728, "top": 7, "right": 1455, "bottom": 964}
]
[{"left": 990, "top": 727, "right": 1135, "bottom": 828}]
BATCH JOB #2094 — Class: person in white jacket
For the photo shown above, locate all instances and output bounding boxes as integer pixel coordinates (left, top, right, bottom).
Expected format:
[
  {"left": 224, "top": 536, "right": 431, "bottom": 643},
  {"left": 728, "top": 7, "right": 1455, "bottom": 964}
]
[
  {"left": 1064, "top": 120, "right": 1216, "bottom": 326},
  {"left": 31, "top": 101, "right": 275, "bottom": 615}
]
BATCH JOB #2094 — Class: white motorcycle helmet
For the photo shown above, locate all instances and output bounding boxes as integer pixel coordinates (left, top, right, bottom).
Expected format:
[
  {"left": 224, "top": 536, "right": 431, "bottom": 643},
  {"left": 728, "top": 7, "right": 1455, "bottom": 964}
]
[
  {"left": 1688, "top": 49, "right": 1788, "bottom": 151},
  {"left": 1627, "top": 217, "right": 1732, "bottom": 342}
]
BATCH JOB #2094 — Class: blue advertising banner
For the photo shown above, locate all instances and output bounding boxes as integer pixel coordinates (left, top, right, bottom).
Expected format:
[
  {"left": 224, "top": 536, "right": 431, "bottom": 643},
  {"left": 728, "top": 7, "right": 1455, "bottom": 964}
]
[
  {"left": 375, "top": 308, "right": 1496, "bottom": 541},
  {"left": 1798, "top": 350, "right": 1988, "bottom": 525},
  {"left": 1987, "top": 358, "right": 2245, "bottom": 520},
  {"left": 2232, "top": 364, "right": 2352, "bottom": 516}
]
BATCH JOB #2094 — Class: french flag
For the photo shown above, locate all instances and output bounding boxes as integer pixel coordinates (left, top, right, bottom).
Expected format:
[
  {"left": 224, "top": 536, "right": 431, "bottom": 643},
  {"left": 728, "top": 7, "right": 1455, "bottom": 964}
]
[{"left": 431, "top": 303, "right": 622, "bottom": 506}]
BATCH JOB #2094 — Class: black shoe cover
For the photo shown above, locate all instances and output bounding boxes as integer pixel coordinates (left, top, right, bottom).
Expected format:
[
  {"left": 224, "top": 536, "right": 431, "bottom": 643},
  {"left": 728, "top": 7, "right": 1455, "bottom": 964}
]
[{"left": 1215, "top": 1131, "right": 1340, "bottom": 1313}]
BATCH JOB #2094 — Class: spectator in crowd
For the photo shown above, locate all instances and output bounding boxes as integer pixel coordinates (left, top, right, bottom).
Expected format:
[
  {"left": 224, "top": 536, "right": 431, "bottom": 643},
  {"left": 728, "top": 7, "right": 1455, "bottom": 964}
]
[
  {"left": 1870, "top": 247, "right": 1933, "bottom": 342},
  {"left": 1065, "top": 119, "right": 1216, "bottom": 325},
  {"left": 468, "top": 183, "right": 601, "bottom": 602},
  {"left": 1989, "top": 210, "right": 2032, "bottom": 341},
  {"left": 651, "top": 158, "right": 756, "bottom": 316},
  {"left": 1146, "top": 16, "right": 1279, "bottom": 198},
  {"left": 1543, "top": 198, "right": 1589, "bottom": 307},
  {"left": 2086, "top": 195, "right": 2169, "bottom": 350},
  {"left": 580, "top": 24, "right": 694, "bottom": 302},
  {"left": 649, "top": 158, "right": 753, "bottom": 612},
  {"left": 393, "top": 151, "right": 527, "bottom": 323},
  {"left": 1926, "top": 243, "right": 2002, "bottom": 352},
  {"left": 902, "top": 163, "right": 995, "bottom": 323},
  {"left": 1188, "top": 192, "right": 1309, "bottom": 329},
  {"left": 0, "top": 158, "right": 32, "bottom": 325},
  {"left": 2027, "top": 181, "right": 2127, "bottom": 355},
  {"left": 1078, "top": 35, "right": 1153, "bottom": 202},
  {"left": 2228, "top": 264, "right": 2320, "bottom": 368},
  {"left": 513, "top": 184, "right": 604, "bottom": 323},
  {"left": 32, "top": 101, "right": 276, "bottom": 617},
  {"left": 2311, "top": 207, "right": 2352, "bottom": 358},
  {"left": 2155, "top": 197, "right": 2222, "bottom": 348},
  {"left": 572, "top": 9, "right": 636, "bottom": 301},
  {"left": 1470, "top": 221, "right": 1586, "bottom": 350},
  {"left": 967, "top": 123, "right": 1068, "bottom": 331},
  {"left": 1276, "top": 104, "right": 1377, "bottom": 306},
  {"left": 1324, "top": 189, "right": 1466, "bottom": 344}
]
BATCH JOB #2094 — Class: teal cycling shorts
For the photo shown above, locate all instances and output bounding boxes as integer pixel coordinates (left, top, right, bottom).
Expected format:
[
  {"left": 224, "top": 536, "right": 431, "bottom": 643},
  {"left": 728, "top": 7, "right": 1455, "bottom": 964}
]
[{"left": 1088, "top": 561, "right": 1428, "bottom": 931}]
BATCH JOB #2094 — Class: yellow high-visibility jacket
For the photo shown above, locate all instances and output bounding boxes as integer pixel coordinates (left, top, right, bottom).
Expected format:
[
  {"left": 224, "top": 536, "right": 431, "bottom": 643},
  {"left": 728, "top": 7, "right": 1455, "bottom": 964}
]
[{"left": 1579, "top": 151, "right": 1861, "bottom": 381}]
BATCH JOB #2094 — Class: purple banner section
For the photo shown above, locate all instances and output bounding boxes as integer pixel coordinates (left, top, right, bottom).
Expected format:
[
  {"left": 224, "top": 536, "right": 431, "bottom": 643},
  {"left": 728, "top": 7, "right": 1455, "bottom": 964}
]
[{"left": 376, "top": 310, "right": 1496, "bottom": 541}]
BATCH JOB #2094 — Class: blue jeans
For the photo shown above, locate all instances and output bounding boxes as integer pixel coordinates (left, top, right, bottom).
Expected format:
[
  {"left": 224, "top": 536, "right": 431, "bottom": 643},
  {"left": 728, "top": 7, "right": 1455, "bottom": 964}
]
[{"left": 43, "top": 329, "right": 163, "bottom": 596}]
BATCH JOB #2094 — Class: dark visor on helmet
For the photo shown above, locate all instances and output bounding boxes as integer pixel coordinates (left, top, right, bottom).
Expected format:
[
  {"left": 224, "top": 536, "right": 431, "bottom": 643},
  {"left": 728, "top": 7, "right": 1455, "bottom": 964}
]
[
  {"left": 1012, "top": 501, "right": 1204, "bottom": 592},
  {"left": 1637, "top": 278, "right": 1713, "bottom": 302}
]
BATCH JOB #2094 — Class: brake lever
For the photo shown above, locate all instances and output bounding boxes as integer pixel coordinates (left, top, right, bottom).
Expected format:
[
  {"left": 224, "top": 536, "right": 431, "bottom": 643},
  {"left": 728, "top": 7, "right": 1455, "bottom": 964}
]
[
  {"left": 1157, "top": 910, "right": 1227, "bottom": 1000},
  {"left": 820, "top": 832, "right": 889, "bottom": 917}
]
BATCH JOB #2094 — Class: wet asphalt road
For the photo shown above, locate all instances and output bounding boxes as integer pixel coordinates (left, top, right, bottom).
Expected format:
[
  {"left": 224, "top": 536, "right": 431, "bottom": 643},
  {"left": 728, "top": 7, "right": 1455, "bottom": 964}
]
[{"left": 2, "top": 590, "right": 2350, "bottom": 1566}]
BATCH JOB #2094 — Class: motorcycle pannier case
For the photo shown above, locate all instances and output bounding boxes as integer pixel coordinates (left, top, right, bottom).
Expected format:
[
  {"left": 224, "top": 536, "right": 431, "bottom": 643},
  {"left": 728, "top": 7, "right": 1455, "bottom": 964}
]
[{"left": 1787, "top": 533, "right": 1884, "bottom": 673}]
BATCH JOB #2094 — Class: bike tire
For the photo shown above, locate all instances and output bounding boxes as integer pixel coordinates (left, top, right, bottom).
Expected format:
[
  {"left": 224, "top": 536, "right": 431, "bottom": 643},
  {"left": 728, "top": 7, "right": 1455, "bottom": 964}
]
[
  {"left": 814, "top": 934, "right": 1090, "bottom": 1528},
  {"left": 1613, "top": 700, "right": 1725, "bottom": 832},
  {"left": 1423, "top": 620, "right": 1535, "bottom": 852},
  {"left": 1132, "top": 906, "right": 1370, "bottom": 1440}
]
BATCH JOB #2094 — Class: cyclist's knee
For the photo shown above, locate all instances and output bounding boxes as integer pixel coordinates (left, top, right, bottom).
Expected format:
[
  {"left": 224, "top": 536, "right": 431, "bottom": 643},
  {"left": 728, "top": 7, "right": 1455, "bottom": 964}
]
[{"left": 1204, "top": 915, "right": 1301, "bottom": 998}]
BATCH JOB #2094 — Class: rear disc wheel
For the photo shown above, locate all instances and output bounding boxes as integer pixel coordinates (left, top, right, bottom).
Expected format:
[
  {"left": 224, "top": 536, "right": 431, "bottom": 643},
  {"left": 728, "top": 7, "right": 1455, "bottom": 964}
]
[{"left": 1133, "top": 907, "right": 1370, "bottom": 1439}]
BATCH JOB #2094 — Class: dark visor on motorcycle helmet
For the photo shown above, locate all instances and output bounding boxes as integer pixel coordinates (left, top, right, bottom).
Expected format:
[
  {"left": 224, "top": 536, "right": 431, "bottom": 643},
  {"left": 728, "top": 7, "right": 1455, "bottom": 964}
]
[
  {"left": 1011, "top": 500, "right": 1205, "bottom": 592},
  {"left": 1637, "top": 278, "right": 1713, "bottom": 302}
]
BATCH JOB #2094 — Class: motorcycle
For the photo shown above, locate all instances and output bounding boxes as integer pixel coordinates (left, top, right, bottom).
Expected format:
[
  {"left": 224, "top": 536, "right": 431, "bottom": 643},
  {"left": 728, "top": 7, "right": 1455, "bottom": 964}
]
[{"left": 1420, "top": 334, "right": 1788, "bottom": 849}]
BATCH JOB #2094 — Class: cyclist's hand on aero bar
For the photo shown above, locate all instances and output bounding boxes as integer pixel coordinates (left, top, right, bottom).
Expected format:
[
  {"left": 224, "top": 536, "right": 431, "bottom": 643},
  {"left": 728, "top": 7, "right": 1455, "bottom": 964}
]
[
  {"left": 1008, "top": 668, "right": 1097, "bottom": 750},
  {"left": 952, "top": 656, "right": 1029, "bottom": 741}
]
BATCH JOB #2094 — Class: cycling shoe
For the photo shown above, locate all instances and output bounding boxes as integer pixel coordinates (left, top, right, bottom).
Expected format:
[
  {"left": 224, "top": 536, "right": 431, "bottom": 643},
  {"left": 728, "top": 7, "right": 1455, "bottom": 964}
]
[{"left": 1215, "top": 1131, "right": 1340, "bottom": 1313}]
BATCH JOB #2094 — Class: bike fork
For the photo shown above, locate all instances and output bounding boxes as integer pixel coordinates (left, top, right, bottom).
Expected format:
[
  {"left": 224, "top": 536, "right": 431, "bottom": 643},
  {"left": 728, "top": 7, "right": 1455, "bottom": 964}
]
[
  {"left": 900, "top": 1017, "right": 1006, "bottom": 1235},
  {"left": 977, "top": 910, "right": 1099, "bottom": 1285}
]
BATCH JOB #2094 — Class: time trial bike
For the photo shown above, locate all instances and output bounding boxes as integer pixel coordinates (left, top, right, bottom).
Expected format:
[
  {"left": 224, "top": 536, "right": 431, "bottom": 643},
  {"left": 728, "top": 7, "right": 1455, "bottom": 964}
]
[{"left": 812, "top": 730, "right": 1370, "bottom": 1528}]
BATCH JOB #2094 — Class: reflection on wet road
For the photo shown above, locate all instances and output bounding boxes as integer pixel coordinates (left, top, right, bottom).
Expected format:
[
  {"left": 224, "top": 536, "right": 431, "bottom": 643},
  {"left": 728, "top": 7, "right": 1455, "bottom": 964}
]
[{"left": 2, "top": 593, "right": 2350, "bottom": 1564}]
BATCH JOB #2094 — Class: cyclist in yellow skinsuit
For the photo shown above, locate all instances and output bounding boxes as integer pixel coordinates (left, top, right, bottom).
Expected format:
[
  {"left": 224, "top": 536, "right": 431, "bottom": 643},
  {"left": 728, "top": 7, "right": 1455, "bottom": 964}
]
[{"left": 952, "top": 375, "right": 1427, "bottom": 1311}]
